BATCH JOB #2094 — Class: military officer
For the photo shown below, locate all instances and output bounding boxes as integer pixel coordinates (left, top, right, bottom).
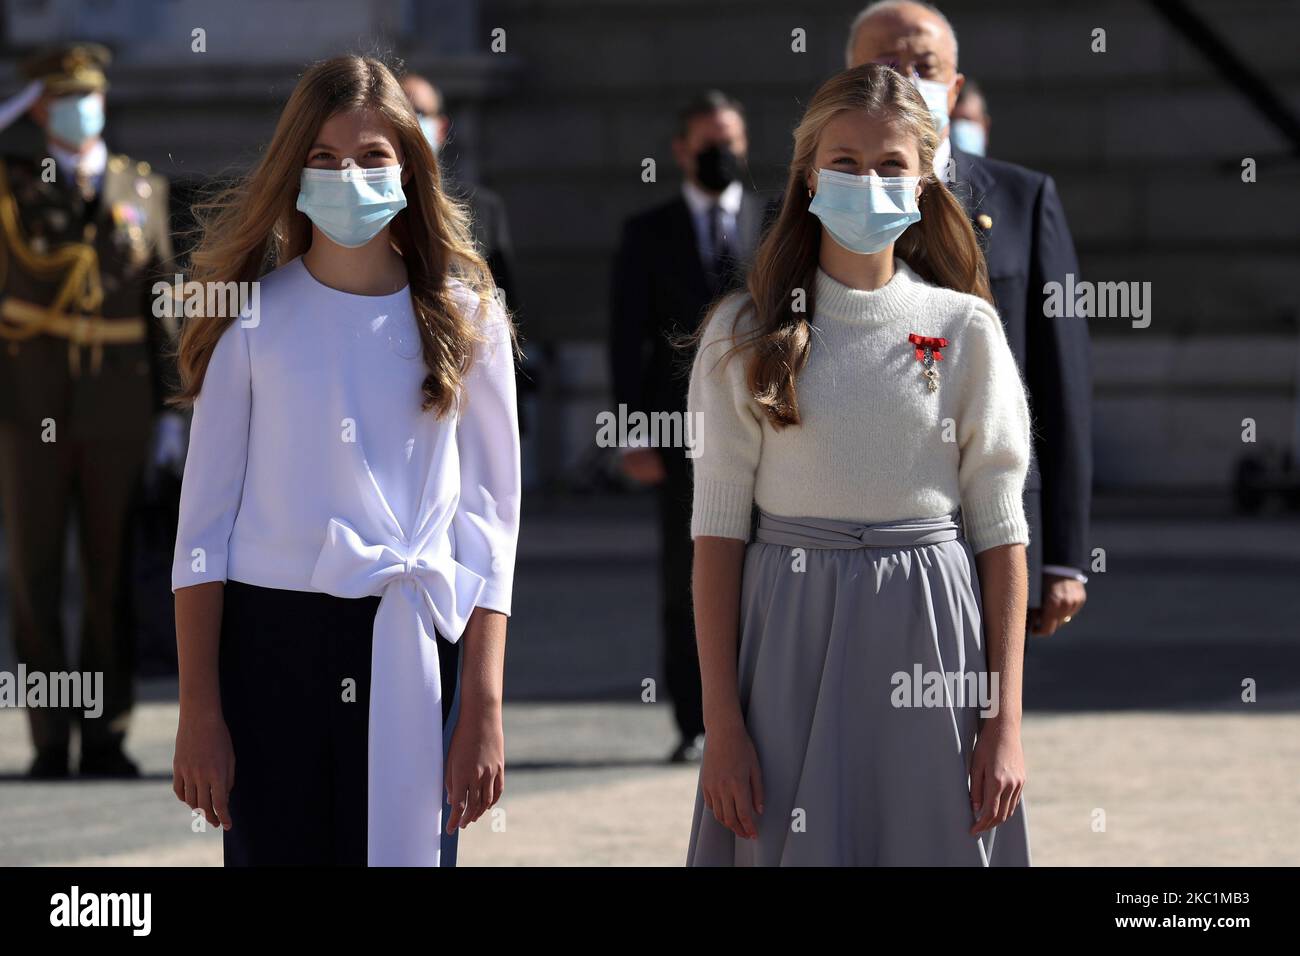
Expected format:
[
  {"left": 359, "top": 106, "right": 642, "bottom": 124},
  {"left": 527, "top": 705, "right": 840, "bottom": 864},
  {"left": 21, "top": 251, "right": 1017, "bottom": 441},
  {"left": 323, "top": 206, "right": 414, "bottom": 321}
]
[{"left": 0, "top": 44, "right": 178, "bottom": 778}]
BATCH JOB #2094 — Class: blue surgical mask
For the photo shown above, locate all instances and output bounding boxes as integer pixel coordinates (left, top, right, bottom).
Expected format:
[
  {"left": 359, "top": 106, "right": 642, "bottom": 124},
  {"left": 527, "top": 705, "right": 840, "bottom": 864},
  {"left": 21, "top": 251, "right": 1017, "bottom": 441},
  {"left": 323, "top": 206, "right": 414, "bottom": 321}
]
[
  {"left": 950, "top": 118, "right": 987, "bottom": 156},
  {"left": 296, "top": 164, "right": 408, "bottom": 249},
  {"left": 808, "top": 169, "right": 921, "bottom": 255},
  {"left": 419, "top": 116, "right": 441, "bottom": 154},
  {"left": 912, "top": 76, "right": 952, "bottom": 134},
  {"left": 49, "top": 94, "right": 105, "bottom": 147}
]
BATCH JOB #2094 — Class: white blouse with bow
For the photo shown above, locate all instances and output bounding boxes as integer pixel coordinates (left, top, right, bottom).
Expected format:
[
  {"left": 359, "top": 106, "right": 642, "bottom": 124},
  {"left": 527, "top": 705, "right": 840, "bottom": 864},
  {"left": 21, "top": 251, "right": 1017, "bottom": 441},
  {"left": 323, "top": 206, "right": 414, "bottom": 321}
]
[{"left": 171, "top": 255, "right": 521, "bottom": 865}]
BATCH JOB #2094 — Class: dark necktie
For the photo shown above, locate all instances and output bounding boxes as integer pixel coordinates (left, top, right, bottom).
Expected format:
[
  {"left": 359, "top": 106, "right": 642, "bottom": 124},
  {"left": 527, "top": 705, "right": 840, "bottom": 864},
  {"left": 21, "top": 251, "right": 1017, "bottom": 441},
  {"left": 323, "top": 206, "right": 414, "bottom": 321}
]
[{"left": 707, "top": 203, "right": 736, "bottom": 294}]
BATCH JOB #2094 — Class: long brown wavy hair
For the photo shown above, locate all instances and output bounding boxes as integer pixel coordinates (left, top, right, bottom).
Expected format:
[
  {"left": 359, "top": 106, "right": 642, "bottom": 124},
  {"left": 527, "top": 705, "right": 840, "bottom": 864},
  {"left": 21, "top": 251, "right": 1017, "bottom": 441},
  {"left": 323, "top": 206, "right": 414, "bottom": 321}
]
[
  {"left": 706, "top": 63, "right": 990, "bottom": 429},
  {"left": 171, "top": 54, "right": 507, "bottom": 416}
]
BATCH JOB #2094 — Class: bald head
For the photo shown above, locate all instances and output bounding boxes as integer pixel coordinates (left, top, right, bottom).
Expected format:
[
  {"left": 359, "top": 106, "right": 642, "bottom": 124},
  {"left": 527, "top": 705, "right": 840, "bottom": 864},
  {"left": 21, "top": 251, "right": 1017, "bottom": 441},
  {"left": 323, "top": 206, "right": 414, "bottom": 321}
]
[
  {"left": 846, "top": 0, "right": 964, "bottom": 138},
  {"left": 846, "top": 1, "right": 959, "bottom": 74}
]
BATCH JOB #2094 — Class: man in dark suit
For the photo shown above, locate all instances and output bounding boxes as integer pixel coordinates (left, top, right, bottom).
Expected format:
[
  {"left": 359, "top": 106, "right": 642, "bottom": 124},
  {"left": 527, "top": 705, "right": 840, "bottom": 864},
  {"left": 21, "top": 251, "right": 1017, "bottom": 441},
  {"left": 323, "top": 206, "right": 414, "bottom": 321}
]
[
  {"left": 400, "top": 72, "right": 518, "bottom": 309},
  {"left": 610, "top": 91, "right": 767, "bottom": 762},
  {"left": 848, "top": 1, "right": 1092, "bottom": 635}
]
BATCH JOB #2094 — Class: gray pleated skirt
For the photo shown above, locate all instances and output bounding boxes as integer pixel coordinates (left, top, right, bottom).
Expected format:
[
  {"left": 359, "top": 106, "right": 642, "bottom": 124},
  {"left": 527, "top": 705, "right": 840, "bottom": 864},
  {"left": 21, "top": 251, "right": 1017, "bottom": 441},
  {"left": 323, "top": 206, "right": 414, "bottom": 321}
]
[{"left": 686, "top": 510, "right": 1031, "bottom": 866}]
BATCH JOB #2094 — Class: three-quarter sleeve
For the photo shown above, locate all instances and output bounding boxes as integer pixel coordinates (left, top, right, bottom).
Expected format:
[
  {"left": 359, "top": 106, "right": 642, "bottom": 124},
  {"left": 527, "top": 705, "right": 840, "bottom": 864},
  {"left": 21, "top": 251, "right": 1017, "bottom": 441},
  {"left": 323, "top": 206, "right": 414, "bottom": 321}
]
[
  {"left": 688, "top": 296, "right": 764, "bottom": 541},
  {"left": 955, "top": 299, "right": 1033, "bottom": 553},
  {"left": 452, "top": 293, "right": 522, "bottom": 615},
  {"left": 171, "top": 317, "right": 252, "bottom": 590}
]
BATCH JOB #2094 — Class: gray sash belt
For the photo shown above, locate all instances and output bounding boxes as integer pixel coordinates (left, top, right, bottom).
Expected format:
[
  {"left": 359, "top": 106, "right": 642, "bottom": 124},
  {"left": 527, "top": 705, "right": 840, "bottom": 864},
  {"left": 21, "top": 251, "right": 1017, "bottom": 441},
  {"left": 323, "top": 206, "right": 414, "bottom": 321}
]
[{"left": 754, "top": 510, "right": 963, "bottom": 549}]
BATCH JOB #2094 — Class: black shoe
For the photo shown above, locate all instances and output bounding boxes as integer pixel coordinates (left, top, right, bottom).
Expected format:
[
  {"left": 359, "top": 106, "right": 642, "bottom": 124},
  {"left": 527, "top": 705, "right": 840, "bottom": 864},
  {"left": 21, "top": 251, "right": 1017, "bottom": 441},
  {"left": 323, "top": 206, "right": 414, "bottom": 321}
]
[
  {"left": 27, "top": 747, "right": 70, "bottom": 780},
  {"left": 78, "top": 743, "right": 141, "bottom": 779},
  {"left": 668, "top": 733, "right": 705, "bottom": 764}
]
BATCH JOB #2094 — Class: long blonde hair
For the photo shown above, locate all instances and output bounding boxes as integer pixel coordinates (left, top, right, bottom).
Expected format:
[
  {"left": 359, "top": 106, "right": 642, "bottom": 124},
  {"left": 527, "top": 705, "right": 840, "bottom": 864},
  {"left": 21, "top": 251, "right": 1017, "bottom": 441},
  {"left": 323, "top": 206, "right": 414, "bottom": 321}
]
[
  {"left": 172, "top": 54, "right": 506, "bottom": 416},
  {"left": 709, "top": 63, "right": 990, "bottom": 429}
]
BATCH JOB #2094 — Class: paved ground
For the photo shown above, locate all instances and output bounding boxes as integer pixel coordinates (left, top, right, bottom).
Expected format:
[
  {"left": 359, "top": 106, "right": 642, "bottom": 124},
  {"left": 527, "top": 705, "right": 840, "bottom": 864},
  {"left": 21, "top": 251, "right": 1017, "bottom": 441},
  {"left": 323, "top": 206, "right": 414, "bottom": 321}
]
[
  {"left": 4, "top": 701, "right": 1297, "bottom": 866},
  {"left": 1, "top": 493, "right": 1298, "bottom": 866}
]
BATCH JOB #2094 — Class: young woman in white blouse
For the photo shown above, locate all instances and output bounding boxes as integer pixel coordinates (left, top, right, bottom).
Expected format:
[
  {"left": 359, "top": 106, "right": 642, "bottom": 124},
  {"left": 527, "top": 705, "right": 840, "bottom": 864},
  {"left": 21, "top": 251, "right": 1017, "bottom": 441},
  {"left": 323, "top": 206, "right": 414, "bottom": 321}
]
[
  {"left": 169, "top": 55, "right": 520, "bottom": 866},
  {"left": 685, "top": 64, "right": 1032, "bottom": 865}
]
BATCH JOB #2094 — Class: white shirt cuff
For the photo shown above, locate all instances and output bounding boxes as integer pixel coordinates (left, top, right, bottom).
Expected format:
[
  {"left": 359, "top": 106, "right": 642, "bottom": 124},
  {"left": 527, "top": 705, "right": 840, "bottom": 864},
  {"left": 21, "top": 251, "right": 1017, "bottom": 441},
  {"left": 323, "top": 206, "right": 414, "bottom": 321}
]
[{"left": 1043, "top": 564, "right": 1088, "bottom": 584}]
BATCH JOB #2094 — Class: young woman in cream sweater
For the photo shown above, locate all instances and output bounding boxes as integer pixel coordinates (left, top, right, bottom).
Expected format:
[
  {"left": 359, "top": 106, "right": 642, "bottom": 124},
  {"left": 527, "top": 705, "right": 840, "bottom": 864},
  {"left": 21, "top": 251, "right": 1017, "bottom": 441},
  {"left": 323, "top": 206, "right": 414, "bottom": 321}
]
[{"left": 686, "top": 63, "right": 1032, "bottom": 866}]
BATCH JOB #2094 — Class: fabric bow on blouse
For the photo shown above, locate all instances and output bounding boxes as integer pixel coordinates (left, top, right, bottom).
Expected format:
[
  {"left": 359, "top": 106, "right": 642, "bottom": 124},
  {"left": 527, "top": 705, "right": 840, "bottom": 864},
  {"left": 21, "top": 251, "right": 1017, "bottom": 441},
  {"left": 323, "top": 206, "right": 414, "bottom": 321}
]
[{"left": 311, "top": 460, "right": 488, "bottom": 867}]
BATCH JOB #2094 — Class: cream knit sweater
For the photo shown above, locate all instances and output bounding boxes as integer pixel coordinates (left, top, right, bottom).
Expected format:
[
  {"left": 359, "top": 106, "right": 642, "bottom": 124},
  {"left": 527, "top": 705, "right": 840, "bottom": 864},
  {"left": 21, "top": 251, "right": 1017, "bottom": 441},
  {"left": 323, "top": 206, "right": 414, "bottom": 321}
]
[{"left": 687, "top": 258, "right": 1032, "bottom": 554}]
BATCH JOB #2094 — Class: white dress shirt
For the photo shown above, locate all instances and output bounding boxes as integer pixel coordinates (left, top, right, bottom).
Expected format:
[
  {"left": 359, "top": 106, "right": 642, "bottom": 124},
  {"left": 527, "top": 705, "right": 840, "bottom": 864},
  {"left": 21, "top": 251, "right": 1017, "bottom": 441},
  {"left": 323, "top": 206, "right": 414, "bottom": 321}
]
[
  {"left": 172, "top": 255, "right": 521, "bottom": 864},
  {"left": 934, "top": 134, "right": 953, "bottom": 183},
  {"left": 49, "top": 137, "right": 107, "bottom": 192}
]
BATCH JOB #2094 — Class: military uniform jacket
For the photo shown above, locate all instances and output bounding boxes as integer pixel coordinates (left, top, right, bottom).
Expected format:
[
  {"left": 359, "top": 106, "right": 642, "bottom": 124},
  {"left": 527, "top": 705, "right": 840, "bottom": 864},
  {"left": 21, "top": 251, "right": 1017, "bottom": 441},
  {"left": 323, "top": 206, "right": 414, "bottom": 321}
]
[{"left": 0, "top": 150, "right": 175, "bottom": 441}]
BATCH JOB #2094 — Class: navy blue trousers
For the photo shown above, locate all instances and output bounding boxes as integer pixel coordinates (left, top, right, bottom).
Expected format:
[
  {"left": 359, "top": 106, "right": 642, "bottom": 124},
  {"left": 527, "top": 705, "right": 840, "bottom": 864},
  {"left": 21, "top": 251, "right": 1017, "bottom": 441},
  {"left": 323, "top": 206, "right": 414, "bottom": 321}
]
[{"left": 219, "top": 580, "right": 460, "bottom": 866}]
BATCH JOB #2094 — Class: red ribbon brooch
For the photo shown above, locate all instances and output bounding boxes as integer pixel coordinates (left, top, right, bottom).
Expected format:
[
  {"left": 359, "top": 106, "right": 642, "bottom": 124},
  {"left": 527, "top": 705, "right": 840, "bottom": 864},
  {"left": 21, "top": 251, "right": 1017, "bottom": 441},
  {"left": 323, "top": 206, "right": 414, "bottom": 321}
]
[{"left": 908, "top": 334, "right": 949, "bottom": 392}]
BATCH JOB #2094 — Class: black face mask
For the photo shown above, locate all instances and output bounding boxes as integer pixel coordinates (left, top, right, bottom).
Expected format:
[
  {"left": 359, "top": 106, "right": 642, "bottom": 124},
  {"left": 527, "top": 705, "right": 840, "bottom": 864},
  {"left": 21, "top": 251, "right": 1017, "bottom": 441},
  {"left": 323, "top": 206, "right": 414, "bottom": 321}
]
[{"left": 694, "top": 144, "right": 742, "bottom": 192}]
